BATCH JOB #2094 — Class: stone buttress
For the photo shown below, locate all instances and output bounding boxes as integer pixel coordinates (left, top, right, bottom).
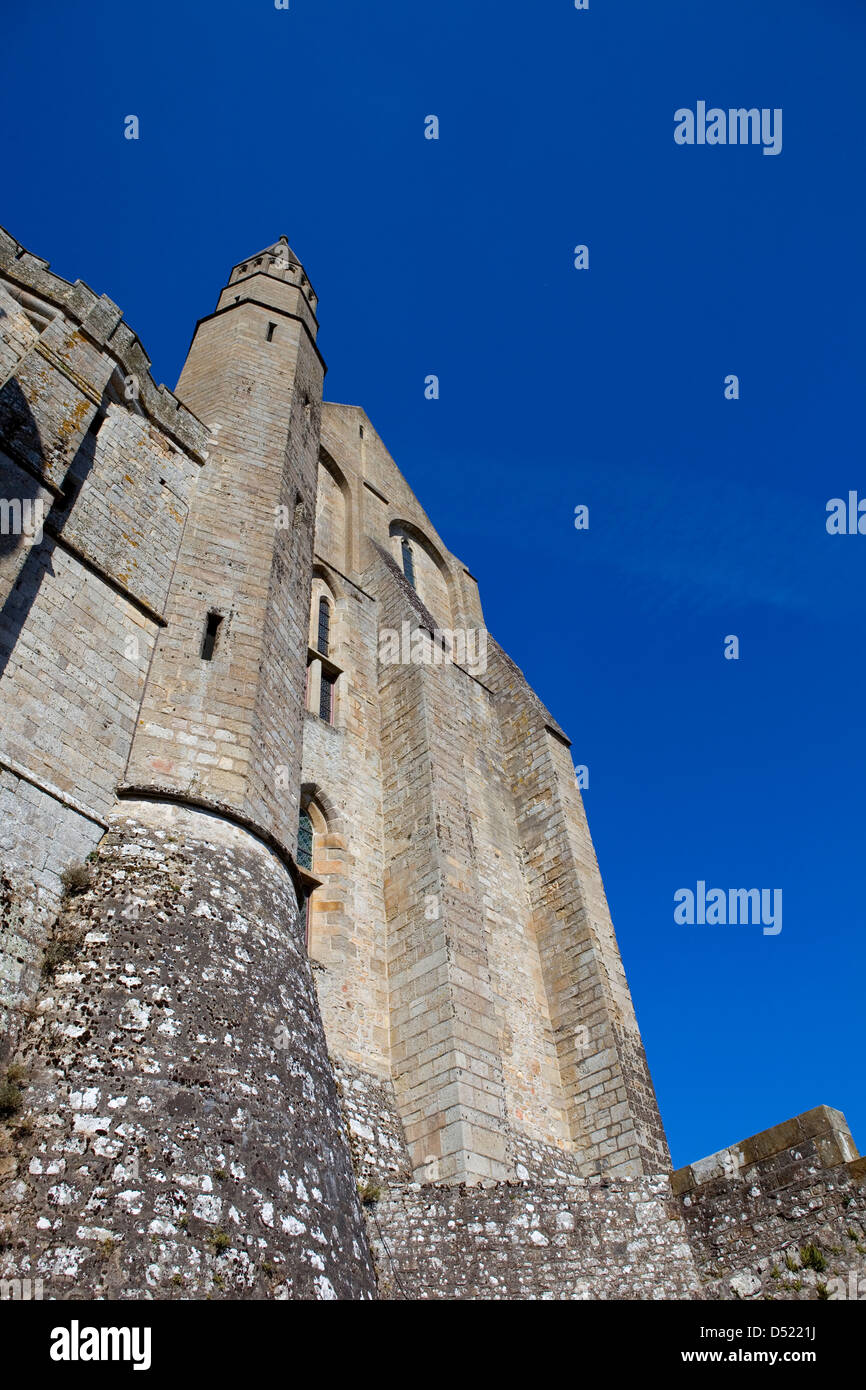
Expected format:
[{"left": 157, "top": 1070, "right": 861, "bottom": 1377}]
[{"left": 301, "top": 404, "right": 670, "bottom": 1185}]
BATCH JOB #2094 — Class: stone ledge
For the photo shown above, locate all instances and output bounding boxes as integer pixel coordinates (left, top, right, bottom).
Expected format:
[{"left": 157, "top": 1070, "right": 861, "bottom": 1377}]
[{"left": 672, "top": 1105, "right": 860, "bottom": 1196}]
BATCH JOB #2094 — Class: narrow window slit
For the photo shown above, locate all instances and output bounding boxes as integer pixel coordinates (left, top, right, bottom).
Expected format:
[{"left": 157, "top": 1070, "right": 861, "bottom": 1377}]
[
  {"left": 401, "top": 538, "right": 416, "bottom": 589},
  {"left": 319, "top": 670, "right": 336, "bottom": 724},
  {"left": 317, "top": 597, "right": 331, "bottom": 656},
  {"left": 266, "top": 322, "right": 277, "bottom": 342},
  {"left": 201, "top": 611, "right": 223, "bottom": 661}
]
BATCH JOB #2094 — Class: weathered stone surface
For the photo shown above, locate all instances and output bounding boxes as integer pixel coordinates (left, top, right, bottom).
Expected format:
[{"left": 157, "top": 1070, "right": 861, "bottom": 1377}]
[
  {"left": 364, "top": 1174, "right": 702, "bottom": 1300},
  {"left": 673, "top": 1111, "right": 866, "bottom": 1301},
  {"left": 303, "top": 410, "right": 669, "bottom": 1184},
  {"left": 0, "top": 224, "right": 860, "bottom": 1300},
  {"left": 0, "top": 804, "right": 376, "bottom": 1300}
]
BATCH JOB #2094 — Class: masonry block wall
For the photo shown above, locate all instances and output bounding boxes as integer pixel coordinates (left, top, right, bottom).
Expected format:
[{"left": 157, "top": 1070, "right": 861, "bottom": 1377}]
[
  {"left": 363, "top": 1119, "right": 866, "bottom": 1301},
  {"left": 332, "top": 1075, "right": 865, "bottom": 1301},
  {"left": 300, "top": 403, "right": 669, "bottom": 1185},
  {"left": 300, "top": 571, "right": 391, "bottom": 1076},
  {"left": 0, "top": 229, "right": 207, "bottom": 1052},
  {"left": 375, "top": 557, "right": 512, "bottom": 1182},
  {"left": 2, "top": 225, "right": 861, "bottom": 1301},
  {"left": 124, "top": 236, "right": 323, "bottom": 853},
  {"left": 486, "top": 643, "right": 670, "bottom": 1176},
  {"left": 673, "top": 1107, "right": 866, "bottom": 1301},
  {"left": 0, "top": 230, "right": 374, "bottom": 1300},
  {"left": 368, "top": 1175, "right": 702, "bottom": 1300}
]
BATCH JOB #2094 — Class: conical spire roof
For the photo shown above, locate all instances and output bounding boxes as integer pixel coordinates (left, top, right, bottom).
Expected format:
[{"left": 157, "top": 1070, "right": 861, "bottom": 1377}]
[
  {"left": 223, "top": 236, "right": 318, "bottom": 315},
  {"left": 233, "top": 236, "right": 298, "bottom": 272}
]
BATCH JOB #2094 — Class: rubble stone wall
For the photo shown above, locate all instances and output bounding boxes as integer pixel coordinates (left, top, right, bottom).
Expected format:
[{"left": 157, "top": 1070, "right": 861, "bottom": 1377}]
[{"left": 0, "top": 802, "right": 377, "bottom": 1300}]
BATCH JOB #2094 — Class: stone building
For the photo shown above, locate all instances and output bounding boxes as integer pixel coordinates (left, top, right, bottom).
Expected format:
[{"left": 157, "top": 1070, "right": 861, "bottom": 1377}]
[{"left": 0, "top": 228, "right": 862, "bottom": 1299}]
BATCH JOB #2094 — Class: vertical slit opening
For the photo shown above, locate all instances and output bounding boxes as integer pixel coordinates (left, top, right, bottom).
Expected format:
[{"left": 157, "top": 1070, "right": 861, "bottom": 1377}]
[
  {"left": 319, "top": 670, "right": 335, "bottom": 724},
  {"left": 201, "top": 611, "right": 223, "bottom": 661}
]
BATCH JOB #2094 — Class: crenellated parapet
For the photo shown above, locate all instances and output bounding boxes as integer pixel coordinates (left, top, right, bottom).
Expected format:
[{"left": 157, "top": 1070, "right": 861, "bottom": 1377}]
[
  {"left": 0, "top": 226, "right": 208, "bottom": 461},
  {"left": 0, "top": 229, "right": 212, "bottom": 1048}
]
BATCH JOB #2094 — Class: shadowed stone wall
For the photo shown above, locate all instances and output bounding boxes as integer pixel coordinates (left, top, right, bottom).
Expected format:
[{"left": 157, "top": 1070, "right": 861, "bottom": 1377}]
[{"left": 0, "top": 230, "right": 207, "bottom": 1053}]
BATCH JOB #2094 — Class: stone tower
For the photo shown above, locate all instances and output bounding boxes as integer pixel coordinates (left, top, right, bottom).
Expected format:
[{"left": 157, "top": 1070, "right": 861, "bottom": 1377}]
[
  {"left": 0, "top": 231, "right": 375, "bottom": 1298},
  {"left": 123, "top": 235, "right": 322, "bottom": 845}
]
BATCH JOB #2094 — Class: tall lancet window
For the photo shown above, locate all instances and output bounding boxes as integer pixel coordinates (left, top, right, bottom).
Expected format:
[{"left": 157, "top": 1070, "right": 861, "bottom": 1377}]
[
  {"left": 317, "top": 597, "right": 331, "bottom": 657},
  {"left": 297, "top": 808, "right": 315, "bottom": 950},
  {"left": 401, "top": 538, "right": 416, "bottom": 589},
  {"left": 319, "top": 670, "right": 336, "bottom": 725},
  {"left": 297, "top": 810, "right": 313, "bottom": 871}
]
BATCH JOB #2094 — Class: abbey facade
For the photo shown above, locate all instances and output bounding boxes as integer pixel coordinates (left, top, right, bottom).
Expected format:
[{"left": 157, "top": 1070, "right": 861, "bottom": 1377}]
[{"left": 0, "top": 229, "right": 862, "bottom": 1300}]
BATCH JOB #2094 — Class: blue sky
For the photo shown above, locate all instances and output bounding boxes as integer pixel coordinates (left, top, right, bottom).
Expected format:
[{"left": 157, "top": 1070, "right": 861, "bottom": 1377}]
[{"left": 3, "top": 0, "right": 864, "bottom": 1167}]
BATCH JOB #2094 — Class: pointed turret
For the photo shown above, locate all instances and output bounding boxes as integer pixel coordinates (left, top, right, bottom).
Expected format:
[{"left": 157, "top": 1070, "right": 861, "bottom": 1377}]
[
  {"left": 126, "top": 237, "right": 325, "bottom": 852},
  {"left": 217, "top": 235, "right": 319, "bottom": 327}
]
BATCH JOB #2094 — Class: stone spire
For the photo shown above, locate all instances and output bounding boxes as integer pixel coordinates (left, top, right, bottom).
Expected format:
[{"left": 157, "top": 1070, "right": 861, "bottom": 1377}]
[{"left": 223, "top": 235, "right": 318, "bottom": 321}]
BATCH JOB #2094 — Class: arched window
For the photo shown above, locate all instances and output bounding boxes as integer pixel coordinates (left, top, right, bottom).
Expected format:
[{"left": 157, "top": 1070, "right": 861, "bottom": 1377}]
[
  {"left": 317, "top": 596, "right": 331, "bottom": 656},
  {"left": 401, "top": 538, "right": 416, "bottom": 589},
  {"left": 295, "top": 794, "right": 347, "bottom": 967},
  {"left": 297, "top": 809, "right": 313, "bottom": 871},
  {"left": 297, "top": 808, "right": 315, "bottom": 948},
  {"left": 307, "top": 584, "right": 340, "bottom": 727}
]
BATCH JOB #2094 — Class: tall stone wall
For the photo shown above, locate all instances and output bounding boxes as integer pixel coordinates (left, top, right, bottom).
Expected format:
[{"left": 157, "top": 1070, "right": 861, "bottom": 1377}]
[
  {"left": 366, "top": 1175, "right": 701, "bottom": 1300},
  {"left": 300, "top": 568, "right": 391, "bottom": 1077},
  {"left": 459, "top": 658, "right": 573, "bottom": 1154},
  {"left": 487, "top": 642, "right": 670, "bottom": 1177},
  {"left": 374, "top": 551, "right": 517, "bottom": 1183},
  {"left": 4, "top": 225, "right": 860, "bottom": 1304},
  {"left": 0, "top": 227, "right": 207, "bottom": 1054},
  {"left": 301, "top": 400, "right": 671, "bottom": 1186}
]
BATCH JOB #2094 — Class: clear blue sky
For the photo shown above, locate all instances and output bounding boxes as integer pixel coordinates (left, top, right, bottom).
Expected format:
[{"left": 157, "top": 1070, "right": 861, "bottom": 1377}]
[{"left": 3, "top": 0, "right": 864, "bottom": 1168}]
